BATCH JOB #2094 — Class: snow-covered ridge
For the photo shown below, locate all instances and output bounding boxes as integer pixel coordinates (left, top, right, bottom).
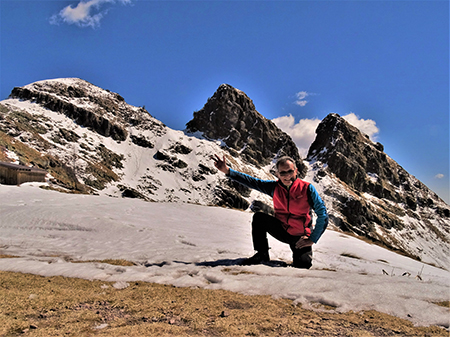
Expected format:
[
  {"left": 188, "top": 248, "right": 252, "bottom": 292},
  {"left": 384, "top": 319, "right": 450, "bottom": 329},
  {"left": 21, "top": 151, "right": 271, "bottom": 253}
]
[
  {"left": 24, "top": 78, "right": 116, "bottom": 101},
  {"left": 19, "top": 78, "right": 158, "bottom": 127},
  {"left": 306, "top": 161, "right": 450, "bottom": 271}
]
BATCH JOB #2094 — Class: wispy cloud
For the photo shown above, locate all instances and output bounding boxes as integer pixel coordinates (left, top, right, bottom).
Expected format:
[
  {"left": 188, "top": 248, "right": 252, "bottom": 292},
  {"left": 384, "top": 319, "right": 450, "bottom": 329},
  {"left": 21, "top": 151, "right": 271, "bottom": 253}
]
[
  {"left": 435, "top": 173, "right": 445, "bottom": 179},
  {"left": 50, "top": 0, "right": 131, "bottom": 28},
  {"left": 293, "top": 91, "right": 318, "bottom": 107},
  {"left": 294, "top": 91, "right": 309, "bottom": 107},
  {"left": 272, "top": 113, "right": 379, "bottom": 158}
]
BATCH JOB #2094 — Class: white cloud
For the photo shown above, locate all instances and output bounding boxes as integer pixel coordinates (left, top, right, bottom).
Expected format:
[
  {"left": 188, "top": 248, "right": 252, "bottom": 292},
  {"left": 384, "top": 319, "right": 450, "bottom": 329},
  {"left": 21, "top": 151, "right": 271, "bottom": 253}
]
[
  {"left": 50, "top": 0, "right": 131, "bottom": 28},
  {"left": 272, "top": 114, "right": 321, "bottom": 158},
  {"left": 435, "top": 173, "right": 445, "bottom": 179},
  {"left": 294, "top": 91, "right": 309, "bottom": 107},
  {"left": 295, "top": 100, "right": 308, "bottom": 107},
  {"left": 272, "top": 113, "right": 380, "bottom": 158},
  {"left": 342, "top": 113, "right": 379, "bottom": 141}
]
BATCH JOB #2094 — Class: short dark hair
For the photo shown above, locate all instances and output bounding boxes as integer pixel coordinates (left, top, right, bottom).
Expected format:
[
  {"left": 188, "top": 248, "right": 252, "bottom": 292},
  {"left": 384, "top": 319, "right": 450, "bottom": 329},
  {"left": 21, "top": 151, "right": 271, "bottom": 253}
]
[{"left": 276, "top": 156, "right": 297, "bottom": 170}]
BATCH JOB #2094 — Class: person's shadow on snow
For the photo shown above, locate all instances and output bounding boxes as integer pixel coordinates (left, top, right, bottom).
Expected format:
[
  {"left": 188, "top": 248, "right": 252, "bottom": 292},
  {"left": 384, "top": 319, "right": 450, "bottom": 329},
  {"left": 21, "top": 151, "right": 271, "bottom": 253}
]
[
  {"left": 143, "top": 259, "right": 288, "bottom": 268},
  {"left": 196, "top": 258, "right": 246, "bottom": 267},
  {"left": 143, "top": 260, "right": 243, "bottom": 267},
  {"left": 196, "top": 258, "right": 288, "bottom": 267}
]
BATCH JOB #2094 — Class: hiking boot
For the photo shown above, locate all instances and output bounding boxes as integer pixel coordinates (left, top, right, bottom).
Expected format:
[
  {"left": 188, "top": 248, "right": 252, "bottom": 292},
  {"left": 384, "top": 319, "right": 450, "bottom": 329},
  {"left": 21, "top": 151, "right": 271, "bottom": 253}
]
[{"left": 240, "top": 251, "right": 270, "bottom": 266}]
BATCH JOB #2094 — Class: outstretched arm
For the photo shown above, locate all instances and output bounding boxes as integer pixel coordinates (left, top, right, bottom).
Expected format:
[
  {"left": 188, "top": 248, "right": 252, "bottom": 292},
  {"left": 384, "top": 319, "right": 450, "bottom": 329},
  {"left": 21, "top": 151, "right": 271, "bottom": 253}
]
[{"left": 211, "top": 154, "right": 277, "bottom": 197}]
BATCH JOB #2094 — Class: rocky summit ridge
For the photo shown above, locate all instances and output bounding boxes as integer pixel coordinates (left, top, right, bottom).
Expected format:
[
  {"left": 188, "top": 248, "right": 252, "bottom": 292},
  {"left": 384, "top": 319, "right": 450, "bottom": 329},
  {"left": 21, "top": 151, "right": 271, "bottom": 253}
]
[
  {"left": 306, "top": 113, "right": 449, "bottom": 268},
  {"left": 186, "top": 84, "right": 307, "bottom": 177},
  {"left": 0, "top": 78, "right": 449, "bottom": 269}
]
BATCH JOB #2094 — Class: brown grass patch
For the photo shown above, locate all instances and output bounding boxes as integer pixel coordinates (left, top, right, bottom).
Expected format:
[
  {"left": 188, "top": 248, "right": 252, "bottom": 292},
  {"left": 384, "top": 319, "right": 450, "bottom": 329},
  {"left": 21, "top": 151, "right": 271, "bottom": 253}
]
[
  {"left": 0, "top": 271, "right": 447, "bottom": 336},
  {"left": 69, "top": 259, "right": 137, "bottom": 267},
  {"left": 0, "top": 254, "right": 20, "bottom": 259},
  {"left": 434, "top": 301, "right": 450, "bottom": 308}
]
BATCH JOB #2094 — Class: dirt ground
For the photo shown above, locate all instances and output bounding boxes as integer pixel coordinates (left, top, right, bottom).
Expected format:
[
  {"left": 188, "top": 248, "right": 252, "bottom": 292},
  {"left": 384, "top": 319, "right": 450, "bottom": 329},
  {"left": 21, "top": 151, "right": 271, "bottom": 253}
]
[{"left": 0, "top": 267, "right": 448, "bottom": 337}]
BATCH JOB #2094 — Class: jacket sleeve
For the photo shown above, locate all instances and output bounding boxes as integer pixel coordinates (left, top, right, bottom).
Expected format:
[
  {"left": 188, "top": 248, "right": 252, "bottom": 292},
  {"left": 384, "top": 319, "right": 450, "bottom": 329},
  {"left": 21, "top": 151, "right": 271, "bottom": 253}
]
[
  {"left": 307, "top": 184, "right": 329, "bottom": 243},
  {"left": 228, "top": 169, "right": 277, "bottom": 197}
]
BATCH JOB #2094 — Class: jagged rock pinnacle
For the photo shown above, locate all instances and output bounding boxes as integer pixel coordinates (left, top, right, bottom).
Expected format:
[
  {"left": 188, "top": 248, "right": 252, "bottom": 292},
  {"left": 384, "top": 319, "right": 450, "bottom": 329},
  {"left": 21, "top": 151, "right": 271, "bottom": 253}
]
[{"left": 186, "top": 83, "right": 306, "bottom": 175}]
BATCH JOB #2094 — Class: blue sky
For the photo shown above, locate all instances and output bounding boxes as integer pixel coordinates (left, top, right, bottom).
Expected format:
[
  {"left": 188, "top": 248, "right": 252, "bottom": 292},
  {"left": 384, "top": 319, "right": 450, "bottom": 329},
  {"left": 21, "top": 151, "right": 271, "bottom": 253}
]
[{"left": 1, "top": 0, "right": 448, "bottom": 203}]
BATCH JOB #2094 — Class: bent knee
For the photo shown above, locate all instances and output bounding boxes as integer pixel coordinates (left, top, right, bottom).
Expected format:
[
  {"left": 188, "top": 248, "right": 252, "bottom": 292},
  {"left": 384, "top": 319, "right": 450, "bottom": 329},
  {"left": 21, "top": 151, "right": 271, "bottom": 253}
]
[{"left": 252, "top": 211, "right": 272, "bottom": 224}]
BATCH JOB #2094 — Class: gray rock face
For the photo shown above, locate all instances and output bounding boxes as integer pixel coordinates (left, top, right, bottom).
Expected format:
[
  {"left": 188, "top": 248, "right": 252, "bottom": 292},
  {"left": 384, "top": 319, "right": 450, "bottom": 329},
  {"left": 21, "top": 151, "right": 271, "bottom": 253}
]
[
  {"left": 186, "top": 84, "right": 307, "bottom": 177},
  {"left": 10, "top": 85, "right": 128, "bottom": 142},
  {"left": 308, "top": 113, "right": 446, "bottom": 209},
  {"left": 307, "top": 113, "right": 450, "bottom": 265},
  {"left": 308, "top": 113, "right": 401, "bottom": 200}
]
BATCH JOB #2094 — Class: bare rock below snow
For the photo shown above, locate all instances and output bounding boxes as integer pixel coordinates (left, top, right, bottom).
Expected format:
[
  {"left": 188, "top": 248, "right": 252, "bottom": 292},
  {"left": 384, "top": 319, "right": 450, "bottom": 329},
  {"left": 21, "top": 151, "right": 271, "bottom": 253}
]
[
  {"left": 130, "top": 135, "right": 154, "bottom": 148},
  {"left": 213, "top": 185, "right": 250, "bottom": 210}
]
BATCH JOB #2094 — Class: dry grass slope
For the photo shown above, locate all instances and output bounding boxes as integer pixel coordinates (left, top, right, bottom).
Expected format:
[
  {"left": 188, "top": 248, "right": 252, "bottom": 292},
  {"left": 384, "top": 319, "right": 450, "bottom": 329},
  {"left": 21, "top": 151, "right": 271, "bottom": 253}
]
[{"left": 0, "top": 262, "right": 448, "bottom": 337}]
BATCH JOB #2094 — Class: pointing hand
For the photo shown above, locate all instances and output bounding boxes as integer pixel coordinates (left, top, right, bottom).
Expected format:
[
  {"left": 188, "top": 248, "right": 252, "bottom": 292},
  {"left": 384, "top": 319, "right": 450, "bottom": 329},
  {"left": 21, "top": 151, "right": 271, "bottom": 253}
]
[{"left": 212, "top": 154, "right": 230, "bottom": 175}]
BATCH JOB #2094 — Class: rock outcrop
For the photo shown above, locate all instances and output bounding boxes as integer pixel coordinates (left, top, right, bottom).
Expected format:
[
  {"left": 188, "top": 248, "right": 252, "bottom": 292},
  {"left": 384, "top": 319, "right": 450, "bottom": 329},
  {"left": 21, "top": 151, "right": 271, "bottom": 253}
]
[
  {"left": 308, "top": 113, "right": 448, "bottom": 211},
  {"left": 9, "top": 79, "right": 166, "bottom": 142},
  {"left": 307, "top": 113, "right": 450, "bottom": 266},
  {"left": 186, "top": 84, "right": 307, "bottom": 177},
  {"left": 10, "top": 84, "right": 127, "bottom": 142},
  {"left": 308, "top": 113, "right": 403, "bottom": 201}
]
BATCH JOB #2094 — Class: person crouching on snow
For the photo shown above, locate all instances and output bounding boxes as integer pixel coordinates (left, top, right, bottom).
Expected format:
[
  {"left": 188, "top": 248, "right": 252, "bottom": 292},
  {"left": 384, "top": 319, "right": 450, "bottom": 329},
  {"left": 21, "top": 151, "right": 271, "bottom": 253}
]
[{"left": 212, "top": 154, "right": 328, "bottom": 269}]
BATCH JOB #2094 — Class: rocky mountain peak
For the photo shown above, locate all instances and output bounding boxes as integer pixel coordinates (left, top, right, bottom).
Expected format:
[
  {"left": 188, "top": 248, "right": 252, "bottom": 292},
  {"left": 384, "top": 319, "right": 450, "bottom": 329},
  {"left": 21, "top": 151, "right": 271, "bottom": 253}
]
[
  {"left": 308, "top": 113, "right": 394, "bottom": 196},
  {"left": 307, "top": 113, "right": 449, "bottom": 267},
  {"left": 9, "top": 78, "right": 163, "bottom": 142},
  {"left": 186, "top": 83, "right": 306, "bottom": 176},
  {"left": 11, "top": 78, "right": 126, "bottom": 115},
  {"left": 308, "top": 113, "right": 437, "bottom": 206}
]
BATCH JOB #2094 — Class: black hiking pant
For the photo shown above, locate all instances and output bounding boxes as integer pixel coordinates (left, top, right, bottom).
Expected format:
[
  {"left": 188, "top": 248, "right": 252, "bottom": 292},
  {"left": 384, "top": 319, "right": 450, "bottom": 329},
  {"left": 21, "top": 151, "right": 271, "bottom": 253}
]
[{"left": 251, "top": 212, "right": 313, "bottom": 269}]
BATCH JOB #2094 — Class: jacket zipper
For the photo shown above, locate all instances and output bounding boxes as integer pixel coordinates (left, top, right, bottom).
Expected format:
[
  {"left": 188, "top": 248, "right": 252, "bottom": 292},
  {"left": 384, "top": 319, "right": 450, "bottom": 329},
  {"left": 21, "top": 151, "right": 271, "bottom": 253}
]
[{"left": 286, "top": 184, "right": 291, "bottom": 226}]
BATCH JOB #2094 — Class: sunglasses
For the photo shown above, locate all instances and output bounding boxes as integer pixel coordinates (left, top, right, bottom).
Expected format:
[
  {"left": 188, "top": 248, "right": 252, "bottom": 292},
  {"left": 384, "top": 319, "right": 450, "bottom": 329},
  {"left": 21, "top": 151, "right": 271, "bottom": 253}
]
[{"left": 278, "top": 169, "right": 295, "bottom": 176}]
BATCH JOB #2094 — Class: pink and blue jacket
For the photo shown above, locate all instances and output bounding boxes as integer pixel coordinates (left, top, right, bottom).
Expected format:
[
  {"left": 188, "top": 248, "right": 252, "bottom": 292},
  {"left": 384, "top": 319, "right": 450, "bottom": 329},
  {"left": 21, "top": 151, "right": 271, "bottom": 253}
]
[{"left": 228, "top": 169, "right": 328, "bottom": 243}]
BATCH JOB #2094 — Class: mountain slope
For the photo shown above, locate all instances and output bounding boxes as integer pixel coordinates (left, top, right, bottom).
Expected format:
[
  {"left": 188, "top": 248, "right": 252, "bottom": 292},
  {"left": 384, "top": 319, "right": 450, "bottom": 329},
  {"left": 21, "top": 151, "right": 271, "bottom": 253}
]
[
  {"left": 306, "top": 113, "right": 450, "bottom": 268},
  {"left": 0, "top": 78, "right": 274, "bottom": 209},
  {"left": 0, "top": 78, "right": 449, "bottom": 270}
]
